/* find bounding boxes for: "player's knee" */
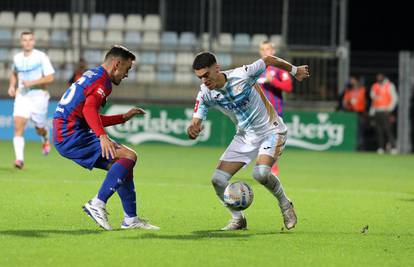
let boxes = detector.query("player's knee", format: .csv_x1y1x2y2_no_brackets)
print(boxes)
211,169,232,188
252,165,271,184
122,148,137,162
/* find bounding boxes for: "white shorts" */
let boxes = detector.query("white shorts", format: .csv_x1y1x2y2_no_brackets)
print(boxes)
13,89,50,128
220,130,287,165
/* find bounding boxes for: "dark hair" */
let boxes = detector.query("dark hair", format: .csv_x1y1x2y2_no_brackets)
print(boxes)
104,45,136,61
192,52,217,70
20,31,33,37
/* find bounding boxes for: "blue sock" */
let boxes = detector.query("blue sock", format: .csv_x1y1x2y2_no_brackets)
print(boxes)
117,172,137,217
97,158,136,203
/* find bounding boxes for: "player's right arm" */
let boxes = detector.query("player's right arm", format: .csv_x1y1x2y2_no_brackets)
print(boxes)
187,117,203,139
262,56,310,82
8,71,17,97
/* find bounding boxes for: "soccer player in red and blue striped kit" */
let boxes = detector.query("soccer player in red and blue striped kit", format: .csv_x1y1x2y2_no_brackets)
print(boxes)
257,40,293,175
53,46,159,230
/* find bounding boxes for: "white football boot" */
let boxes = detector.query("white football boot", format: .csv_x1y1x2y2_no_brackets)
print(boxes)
121,217,160,230
221,215,247,231
281,202,297,230
82,200,112,230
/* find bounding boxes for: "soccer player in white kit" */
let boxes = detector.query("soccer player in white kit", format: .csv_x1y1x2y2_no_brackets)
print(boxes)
7,31,55,169
187,52,310,230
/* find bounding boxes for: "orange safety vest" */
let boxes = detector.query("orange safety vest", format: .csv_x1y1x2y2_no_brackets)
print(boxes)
371,81,392,109
343,86,366,112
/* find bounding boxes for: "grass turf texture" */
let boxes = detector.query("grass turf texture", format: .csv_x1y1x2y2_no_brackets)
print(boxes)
0,141,413,266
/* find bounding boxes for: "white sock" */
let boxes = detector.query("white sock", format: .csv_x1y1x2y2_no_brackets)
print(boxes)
124,215,138,224
229,209,244,220
269,173,291,208
91,197,106,208
13,136,25,161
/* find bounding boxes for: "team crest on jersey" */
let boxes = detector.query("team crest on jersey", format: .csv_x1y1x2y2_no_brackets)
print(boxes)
232,85,243,95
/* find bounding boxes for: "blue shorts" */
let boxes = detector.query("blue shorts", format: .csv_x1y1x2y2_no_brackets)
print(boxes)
54,129,111,170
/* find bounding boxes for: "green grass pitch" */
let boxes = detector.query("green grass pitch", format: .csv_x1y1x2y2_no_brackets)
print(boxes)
0,141,413,266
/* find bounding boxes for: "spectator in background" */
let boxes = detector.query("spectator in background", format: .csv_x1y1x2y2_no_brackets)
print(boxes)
342,75,367,150
370,73,398,154
257,40,293,175
68,58,87,85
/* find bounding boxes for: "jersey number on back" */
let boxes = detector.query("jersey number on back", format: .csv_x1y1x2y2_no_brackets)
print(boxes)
59,77,86,105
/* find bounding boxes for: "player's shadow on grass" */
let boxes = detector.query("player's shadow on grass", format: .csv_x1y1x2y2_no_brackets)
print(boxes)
124,230,280,241
0,229,103,238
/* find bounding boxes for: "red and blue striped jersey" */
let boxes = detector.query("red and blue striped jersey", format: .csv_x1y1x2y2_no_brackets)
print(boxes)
53,66,123,143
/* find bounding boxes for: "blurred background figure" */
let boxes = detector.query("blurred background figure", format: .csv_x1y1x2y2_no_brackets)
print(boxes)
342,75,367,150
369,73,398,154
68,58,87,85
257,40,293,175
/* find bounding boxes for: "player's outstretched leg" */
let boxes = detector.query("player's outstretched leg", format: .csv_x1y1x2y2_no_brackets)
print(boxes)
252,165,297,229
211,169,246,231
118,173,159,230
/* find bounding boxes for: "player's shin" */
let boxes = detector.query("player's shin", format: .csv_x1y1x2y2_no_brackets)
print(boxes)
212,169,243,219
117,173,137,219
13,136,25,161
252,165,290,208
97,158,136,204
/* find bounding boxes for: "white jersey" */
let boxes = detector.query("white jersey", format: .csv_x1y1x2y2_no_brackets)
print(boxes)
12,49,55,94
193,59,287,143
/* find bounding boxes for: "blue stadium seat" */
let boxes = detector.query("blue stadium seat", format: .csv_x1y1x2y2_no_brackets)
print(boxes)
50,30,69,45
83,50,103,64
0,48,9,61
0,29,13,43
179,32,196,48
157,52,176,65
156,71,174,83
124,31,141,47
216,53,232,68
234,33,251,49
160,31,178,47
139,51,157,65
89,14,106,30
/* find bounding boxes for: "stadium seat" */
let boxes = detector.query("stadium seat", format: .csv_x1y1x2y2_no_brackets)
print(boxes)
71,30,88,46
176,52,194,66
105,31,123,45
65,49,80,64
52,13,70,29
179,32,196,48
0,29,13,44
0,48,9,62
160,31,178,47
214,33,233,51
89,14,107,30
124,31,141,47
156,71,174,83
47,49,65,64
50,30,69,46
106,14,125,31
83,49,103,63
143,14,161,31
139,64,155,72
270,34,283,48
34,12,52,29
201,33,210,49
216,53,232,68
89,30,105,45
139,51,157,65
174,72,193,84
142,31,160,46
62,64,74,81
158,64,174,72
0,11,15,28
33,29,50,44
251,34,269,48
125,14,143,31
15,12,34,29
233,33,251,49
72,14,89,30
137,70,155,84
157,52,176,65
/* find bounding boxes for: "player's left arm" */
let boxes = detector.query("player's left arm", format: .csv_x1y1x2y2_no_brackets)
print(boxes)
100,107,146,127
263,56,310,82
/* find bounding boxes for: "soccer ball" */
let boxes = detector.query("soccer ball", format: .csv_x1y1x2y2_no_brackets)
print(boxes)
223,181,254,211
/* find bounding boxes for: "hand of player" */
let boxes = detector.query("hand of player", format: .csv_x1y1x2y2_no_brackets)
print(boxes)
22,80,32,89
8,86,16,97
294,65,310,82
100,134,117,160
123,107,146,121
187,124,203,139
